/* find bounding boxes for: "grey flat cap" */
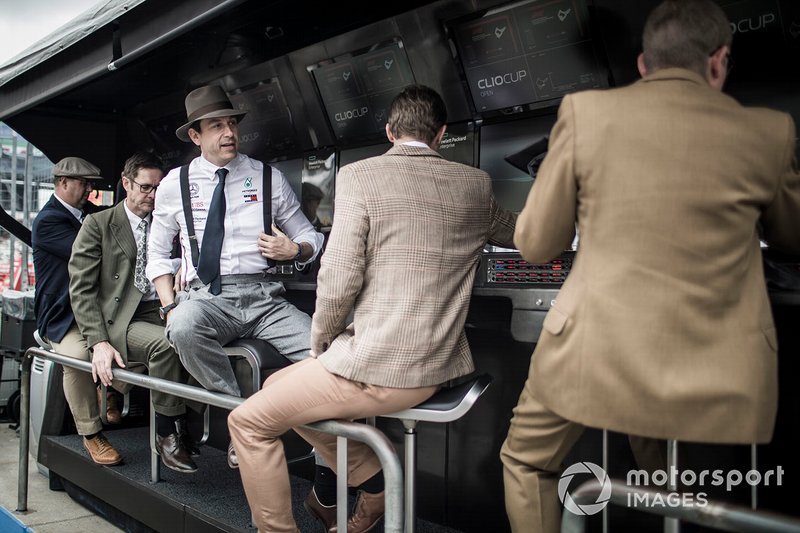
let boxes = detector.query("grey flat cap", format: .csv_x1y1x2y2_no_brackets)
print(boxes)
52,157,104,180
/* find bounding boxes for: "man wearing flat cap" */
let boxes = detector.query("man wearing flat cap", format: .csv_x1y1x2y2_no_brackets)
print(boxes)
146,85,324,465
32,157,123,465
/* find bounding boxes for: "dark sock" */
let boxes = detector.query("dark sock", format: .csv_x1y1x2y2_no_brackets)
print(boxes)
155,413,178,438
314,465,337,506
85,432,100,440
358,471,384,494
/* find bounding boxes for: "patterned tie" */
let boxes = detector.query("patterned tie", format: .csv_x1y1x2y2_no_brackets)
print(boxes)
196,168,228,295
134,219,149,294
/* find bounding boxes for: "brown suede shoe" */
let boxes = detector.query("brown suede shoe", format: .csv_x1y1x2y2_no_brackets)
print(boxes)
347,491,384,533
303,487,337,532
97,387,122,424
227,441,238,469
83,433,122,465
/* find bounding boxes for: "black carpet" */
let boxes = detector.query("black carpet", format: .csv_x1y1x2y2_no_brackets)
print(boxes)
45,427,462,533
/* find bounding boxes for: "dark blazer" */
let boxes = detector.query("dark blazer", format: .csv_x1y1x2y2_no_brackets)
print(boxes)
32,194,99,343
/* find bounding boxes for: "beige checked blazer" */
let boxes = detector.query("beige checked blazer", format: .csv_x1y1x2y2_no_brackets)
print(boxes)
515,68,800,444
313,144,516,388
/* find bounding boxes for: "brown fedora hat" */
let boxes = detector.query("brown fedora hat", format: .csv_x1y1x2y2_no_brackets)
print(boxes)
175,85,247,142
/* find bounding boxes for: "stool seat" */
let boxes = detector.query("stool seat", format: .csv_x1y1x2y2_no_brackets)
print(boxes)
379,373,492,533
224,338,291,397
383,374,492,422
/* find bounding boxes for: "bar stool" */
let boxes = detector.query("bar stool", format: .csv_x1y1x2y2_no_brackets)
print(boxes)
381,373,492,533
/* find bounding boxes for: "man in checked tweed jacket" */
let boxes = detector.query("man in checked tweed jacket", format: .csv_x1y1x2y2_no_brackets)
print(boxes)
228,85,517,533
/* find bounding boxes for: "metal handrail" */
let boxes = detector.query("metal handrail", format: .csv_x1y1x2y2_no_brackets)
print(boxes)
561,478,800,533
17,347,404,533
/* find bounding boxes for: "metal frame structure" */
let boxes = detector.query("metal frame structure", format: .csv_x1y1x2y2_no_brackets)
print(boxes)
16,347,405,533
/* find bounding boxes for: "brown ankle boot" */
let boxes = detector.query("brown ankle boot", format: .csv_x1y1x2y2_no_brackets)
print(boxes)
97,387,121,424
347,490,384,533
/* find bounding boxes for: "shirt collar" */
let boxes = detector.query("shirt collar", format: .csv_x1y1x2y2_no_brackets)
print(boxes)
123,201,151,226
53,193,83,221
198,152,245,177
401,140,430,149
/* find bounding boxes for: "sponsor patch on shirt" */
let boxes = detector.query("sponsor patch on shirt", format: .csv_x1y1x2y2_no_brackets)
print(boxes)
243,193,258,203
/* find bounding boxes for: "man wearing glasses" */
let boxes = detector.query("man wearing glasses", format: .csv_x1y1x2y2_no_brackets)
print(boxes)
64,152,198,472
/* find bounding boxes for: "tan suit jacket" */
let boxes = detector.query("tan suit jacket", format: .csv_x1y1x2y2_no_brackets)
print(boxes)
313,144,516,388
68,202,158,364
515,69,800,444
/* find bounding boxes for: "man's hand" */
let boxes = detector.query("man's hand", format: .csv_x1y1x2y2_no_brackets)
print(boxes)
258,224,301,261
173,268,186,293
91,341,126,387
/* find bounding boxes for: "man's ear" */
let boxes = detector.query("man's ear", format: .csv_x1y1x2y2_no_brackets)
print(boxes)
385,123,396,143
431,125,447,150
707,45,729,91
637,53,648,78
187,127,202,147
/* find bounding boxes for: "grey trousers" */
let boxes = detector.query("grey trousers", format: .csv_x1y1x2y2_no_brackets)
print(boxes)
166,278,311,397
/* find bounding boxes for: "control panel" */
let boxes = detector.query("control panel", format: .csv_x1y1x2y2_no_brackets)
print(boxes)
478,251,574,286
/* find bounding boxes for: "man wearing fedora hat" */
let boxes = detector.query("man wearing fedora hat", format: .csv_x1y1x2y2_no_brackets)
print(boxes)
146,85,324,461
32,157,125,465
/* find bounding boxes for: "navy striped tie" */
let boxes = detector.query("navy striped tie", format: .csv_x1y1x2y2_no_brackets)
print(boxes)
196,168,228,295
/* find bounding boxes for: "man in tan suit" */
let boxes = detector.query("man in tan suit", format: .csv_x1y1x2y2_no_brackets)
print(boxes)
501,1,800,531
68,152,197,472
228,85,516,533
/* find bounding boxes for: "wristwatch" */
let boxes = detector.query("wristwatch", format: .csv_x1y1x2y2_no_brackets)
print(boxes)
159,302,178,320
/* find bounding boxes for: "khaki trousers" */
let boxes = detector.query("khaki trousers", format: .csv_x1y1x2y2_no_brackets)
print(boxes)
51,307,187,436
500,376,669,533
228,358,437,533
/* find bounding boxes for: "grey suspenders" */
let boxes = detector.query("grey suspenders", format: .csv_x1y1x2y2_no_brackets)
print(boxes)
179,163,275,269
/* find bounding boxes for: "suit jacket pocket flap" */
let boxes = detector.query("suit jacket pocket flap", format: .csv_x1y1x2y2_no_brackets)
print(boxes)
543,306,569,336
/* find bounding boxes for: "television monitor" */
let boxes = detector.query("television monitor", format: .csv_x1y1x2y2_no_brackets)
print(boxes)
309,39,416,143
338,143,391,168
479,114,556,213
228,78,296,159
338,122,475,169
439,122,475,166
450,0,607,114
271,152,335,232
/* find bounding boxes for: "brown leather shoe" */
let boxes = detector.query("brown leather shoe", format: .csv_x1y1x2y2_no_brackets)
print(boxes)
83,433,122,465
347,490,384,533
97,387,122,424
227,441,238,469
304,487,337,532
156,433,198,473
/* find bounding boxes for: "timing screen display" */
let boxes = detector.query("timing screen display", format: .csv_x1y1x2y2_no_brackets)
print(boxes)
452,0,605,112
311,40,415,142
229,79,296,154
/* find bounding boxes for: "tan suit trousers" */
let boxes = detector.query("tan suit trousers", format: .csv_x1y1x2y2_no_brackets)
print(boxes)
500,377,669,533
51,307,186,436
228,357,437,533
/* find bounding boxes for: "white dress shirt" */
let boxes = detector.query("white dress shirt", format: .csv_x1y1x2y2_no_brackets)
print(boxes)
146,153,324,284
54,193,83,221
122,202,159,301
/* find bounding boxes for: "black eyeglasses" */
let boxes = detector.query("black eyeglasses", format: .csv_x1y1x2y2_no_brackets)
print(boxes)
129,178,158,193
